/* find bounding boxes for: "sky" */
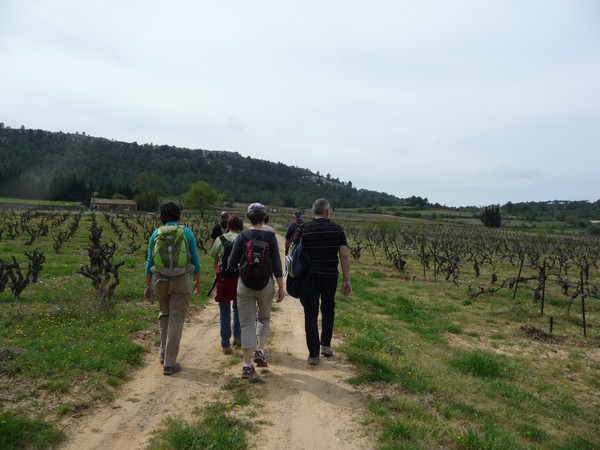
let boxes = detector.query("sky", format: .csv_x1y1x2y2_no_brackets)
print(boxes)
1,1,599,207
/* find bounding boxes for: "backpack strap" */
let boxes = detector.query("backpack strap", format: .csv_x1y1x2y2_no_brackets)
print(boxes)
238,230,251,257
292,222,304,245
206,277,218,297
217,234,232,269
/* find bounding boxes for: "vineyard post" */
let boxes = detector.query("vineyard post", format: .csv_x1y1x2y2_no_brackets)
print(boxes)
540,258,546,316
432,241,438,282
420,241,427,280
550,316,553,333
513,254,525,299
580,269,587,337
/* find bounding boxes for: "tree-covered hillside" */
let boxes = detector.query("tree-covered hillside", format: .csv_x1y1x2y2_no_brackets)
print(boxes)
0,125,402,208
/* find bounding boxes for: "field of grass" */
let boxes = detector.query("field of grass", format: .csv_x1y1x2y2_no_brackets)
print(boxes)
0,198,80,207
337,270,598,448
0,206,598,449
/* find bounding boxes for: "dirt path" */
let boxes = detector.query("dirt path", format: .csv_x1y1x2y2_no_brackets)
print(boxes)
62,236,374,450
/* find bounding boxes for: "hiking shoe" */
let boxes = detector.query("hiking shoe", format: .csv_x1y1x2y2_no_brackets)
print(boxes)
241,365,256,379
308,356,320,366
163,363,181,376
222,347,232,355
321,346,333,357
254,349,268,367
159,353,165,365
232,338,241,349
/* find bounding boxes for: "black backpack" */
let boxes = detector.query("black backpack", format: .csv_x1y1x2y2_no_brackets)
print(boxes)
239,230,273,290
285,226,314,298
217,235,238,278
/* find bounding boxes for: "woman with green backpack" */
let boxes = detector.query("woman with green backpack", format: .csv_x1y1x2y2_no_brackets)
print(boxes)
144,201,201,376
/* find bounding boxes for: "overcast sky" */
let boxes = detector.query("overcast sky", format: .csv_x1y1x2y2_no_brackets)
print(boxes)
1,1,599,207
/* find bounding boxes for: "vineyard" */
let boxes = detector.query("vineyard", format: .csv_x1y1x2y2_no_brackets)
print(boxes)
341,219,600,337
0,207,216,310
0,205,599,449
0,206,598,336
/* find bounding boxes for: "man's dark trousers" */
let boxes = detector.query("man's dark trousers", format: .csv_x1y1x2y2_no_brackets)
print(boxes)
300,274,338,358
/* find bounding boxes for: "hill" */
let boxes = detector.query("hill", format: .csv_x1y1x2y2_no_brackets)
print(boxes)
2,124,600,226
0,125,402,209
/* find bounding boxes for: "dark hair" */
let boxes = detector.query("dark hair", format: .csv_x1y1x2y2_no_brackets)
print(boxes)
247,210,266,225
227,214,243,232
159,201,182,224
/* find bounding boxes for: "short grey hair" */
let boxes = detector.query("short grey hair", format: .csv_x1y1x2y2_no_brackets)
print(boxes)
312,198,331,215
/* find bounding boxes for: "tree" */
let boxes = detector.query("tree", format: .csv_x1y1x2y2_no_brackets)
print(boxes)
406,195,429,208
183,181,222,218
134,172,168,211
480,205,501,228
136,192,160,212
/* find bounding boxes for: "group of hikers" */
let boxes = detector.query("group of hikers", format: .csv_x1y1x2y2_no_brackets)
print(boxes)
144,198,352,379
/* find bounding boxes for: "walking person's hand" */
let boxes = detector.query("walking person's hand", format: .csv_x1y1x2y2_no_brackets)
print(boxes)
193,279,200,294
144,286,153,304
276,278,285,302
342,281,352,297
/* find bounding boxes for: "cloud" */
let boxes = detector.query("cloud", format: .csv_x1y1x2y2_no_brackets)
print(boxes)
228,117,245,133
1,1,599,206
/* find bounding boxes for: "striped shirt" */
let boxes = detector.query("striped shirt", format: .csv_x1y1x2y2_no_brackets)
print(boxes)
296,218,348,276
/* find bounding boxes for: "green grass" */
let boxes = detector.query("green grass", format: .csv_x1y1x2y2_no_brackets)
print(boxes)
450,350,514,378
146,375,258,449
0,410,66,449
0,307,149,378
146,403,252,450
335,251,600,449
456,423,522,450
0,197,79,206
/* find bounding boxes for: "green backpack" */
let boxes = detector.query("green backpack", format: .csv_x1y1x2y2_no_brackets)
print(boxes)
151,225,192,277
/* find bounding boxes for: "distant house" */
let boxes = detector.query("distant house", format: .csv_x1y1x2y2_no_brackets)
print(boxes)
90,197,137,212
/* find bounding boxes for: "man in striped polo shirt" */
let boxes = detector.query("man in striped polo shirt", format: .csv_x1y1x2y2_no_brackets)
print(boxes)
293,198,352,365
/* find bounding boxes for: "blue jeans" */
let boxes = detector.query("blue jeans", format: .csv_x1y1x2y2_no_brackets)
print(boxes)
219,300,241,348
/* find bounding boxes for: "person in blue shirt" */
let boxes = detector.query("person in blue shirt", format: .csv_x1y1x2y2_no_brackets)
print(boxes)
144,201,201,376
